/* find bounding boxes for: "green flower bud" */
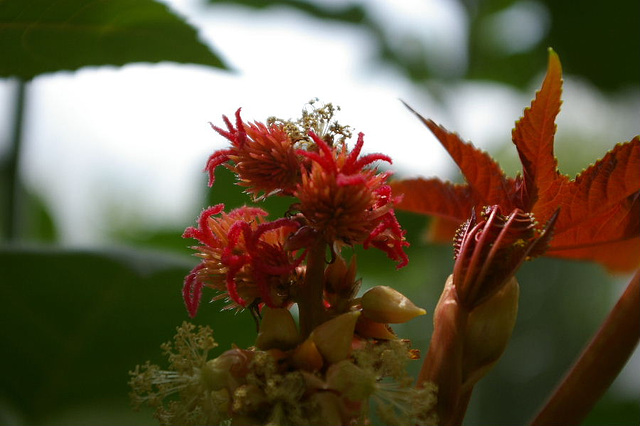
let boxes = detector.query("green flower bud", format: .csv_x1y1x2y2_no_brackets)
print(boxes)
291,337,324,371
361,286,426,323
255,306,299,351
311,311,360,363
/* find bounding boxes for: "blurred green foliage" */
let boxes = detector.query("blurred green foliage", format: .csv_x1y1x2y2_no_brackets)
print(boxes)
1,0,638,425
0,0,228,80
0,246,254,425
208,0,639,90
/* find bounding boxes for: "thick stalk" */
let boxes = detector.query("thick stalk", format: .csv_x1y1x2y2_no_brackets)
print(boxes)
298,239,327,338
448,389,473,426
417,276,469,426
530,270,640,426
4,79,27,241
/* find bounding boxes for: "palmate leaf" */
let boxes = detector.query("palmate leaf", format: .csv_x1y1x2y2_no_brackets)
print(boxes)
512,49,570,222
391,49,640,272
547,138,640,270
401,102,518,213
392,104,519,243
0,0,228,80
391,177,473,225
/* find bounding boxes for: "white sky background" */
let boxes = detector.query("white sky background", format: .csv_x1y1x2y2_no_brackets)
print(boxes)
1,0,638,246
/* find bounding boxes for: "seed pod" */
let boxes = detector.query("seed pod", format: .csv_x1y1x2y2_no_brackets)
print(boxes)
255,306,299,351
462,276,519,391
311,311,360,363
361,285,426,323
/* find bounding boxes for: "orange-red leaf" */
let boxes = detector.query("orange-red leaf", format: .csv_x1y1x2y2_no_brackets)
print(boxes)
401,103,517,212
512,49,569,223
391,178,473,222
393,50,640,272
390,178,473,243
548,237,640,272
547,137,640,270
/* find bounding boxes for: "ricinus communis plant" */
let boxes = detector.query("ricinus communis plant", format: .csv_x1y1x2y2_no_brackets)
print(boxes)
130,100,435,425
130,50,639,426
392,48,639,426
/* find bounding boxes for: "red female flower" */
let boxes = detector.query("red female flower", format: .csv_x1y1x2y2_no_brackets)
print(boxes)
296,132,409,267
182,204,302,317
453,205,557,309
207,109,302,198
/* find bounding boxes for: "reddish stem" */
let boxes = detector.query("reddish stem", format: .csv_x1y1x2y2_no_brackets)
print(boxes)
298,239,327,338
417,276,469,426
530,270,640,426
448,388,473,426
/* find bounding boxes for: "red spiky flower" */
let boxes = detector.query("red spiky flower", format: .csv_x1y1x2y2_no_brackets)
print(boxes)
207,109,302,198
296,132,409,268
182,204,302,317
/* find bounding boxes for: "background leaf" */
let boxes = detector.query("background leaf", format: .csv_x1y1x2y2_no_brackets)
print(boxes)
206,0,639,91
0,0,228,80
208,0,366,24
0,246,255,424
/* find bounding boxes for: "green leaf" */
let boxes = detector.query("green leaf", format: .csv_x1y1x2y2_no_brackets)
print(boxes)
207,0,366,24
0,0,229,80
0,246,254,423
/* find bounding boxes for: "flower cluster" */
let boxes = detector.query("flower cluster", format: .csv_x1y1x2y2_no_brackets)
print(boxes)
131,102,432,425
296,132,408,265
183,102,408,318
130,321,437,426
182,204,302,314
131,50,638,426
207,110,302,198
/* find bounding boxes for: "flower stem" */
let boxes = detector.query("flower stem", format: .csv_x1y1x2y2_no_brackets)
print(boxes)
417,276,469,426
298,239,327,338
530,270,640,426
448,389,473,426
